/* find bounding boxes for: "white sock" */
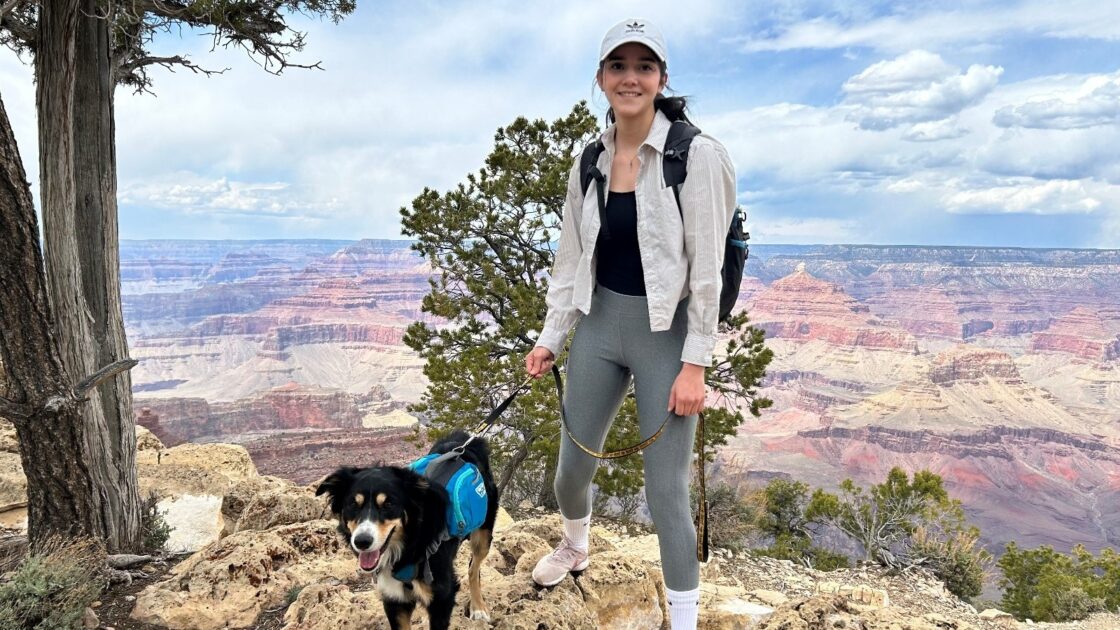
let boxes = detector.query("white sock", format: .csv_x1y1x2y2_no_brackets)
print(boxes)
666,586,699,630
561,514,591,551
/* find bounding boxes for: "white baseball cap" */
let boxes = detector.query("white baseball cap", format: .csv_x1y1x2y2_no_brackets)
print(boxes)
599,19,668,65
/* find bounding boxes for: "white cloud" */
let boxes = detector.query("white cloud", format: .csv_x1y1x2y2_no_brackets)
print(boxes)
736,0,1120,53
902,117,968,142
120,174,337,218
751,217,860,243
942,178,1105,214
840,50,1002,130
993,71,1120,129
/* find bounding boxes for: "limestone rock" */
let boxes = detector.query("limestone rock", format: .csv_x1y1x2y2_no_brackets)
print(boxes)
136,424,165,451
577,551,662,629
501,513,614,554
0,419,18,453
157,494,224,553
0,450,25,510
282,583,385,630
978,608,1016,626
131,520,352,630
222,475,329,536
138,442,257,499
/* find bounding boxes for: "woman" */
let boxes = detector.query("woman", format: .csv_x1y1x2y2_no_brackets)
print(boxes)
523,18,737,630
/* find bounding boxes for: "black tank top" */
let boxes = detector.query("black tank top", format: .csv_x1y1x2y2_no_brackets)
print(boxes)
595,191,646,296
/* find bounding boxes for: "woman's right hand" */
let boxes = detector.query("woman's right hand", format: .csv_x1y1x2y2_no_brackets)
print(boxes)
525,346,555,379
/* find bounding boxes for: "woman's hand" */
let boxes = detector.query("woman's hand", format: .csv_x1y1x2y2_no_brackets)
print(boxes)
525,346,556,379
668,363,706,416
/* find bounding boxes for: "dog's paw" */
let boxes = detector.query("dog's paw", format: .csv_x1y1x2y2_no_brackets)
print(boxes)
469,608,491,623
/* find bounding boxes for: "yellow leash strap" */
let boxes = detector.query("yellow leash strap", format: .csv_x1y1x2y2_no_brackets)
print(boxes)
550,365,710,562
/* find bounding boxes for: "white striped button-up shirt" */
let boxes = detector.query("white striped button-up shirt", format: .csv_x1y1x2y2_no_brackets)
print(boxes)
536,109,738,366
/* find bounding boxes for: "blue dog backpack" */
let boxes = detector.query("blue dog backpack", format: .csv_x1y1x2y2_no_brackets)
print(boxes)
407,452,488,539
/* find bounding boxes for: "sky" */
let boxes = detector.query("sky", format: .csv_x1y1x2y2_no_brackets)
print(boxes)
1,0,1118,248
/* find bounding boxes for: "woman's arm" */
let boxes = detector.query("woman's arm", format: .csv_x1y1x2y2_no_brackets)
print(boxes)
678,138,738,368
534,159,586,357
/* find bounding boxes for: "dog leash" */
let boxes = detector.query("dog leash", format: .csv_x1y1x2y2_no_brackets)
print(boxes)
549,365,709,563
451,366,710,562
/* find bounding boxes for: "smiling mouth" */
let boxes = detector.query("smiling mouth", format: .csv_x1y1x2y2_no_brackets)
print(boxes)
357,529,394,572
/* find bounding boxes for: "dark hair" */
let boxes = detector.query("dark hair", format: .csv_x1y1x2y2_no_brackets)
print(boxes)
599,59,692,125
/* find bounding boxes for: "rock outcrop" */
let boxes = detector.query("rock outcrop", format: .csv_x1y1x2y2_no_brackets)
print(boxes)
1031,307,1120,362
748,265,919,353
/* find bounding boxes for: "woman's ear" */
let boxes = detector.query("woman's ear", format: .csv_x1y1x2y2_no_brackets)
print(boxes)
596,69,603,91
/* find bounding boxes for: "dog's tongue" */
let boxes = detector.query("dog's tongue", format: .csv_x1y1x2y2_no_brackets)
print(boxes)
359,549,380,571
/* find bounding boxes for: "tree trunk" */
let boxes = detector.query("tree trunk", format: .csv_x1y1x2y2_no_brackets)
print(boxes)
33,0,140,552
0,90,103,554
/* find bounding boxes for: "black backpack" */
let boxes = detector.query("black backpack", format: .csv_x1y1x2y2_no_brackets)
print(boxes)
579,120,749,322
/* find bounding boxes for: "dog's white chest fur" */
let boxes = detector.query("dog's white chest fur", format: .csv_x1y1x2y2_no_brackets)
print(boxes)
377,572,432,606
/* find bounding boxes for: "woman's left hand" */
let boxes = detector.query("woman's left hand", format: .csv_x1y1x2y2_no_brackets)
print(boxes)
668,363,707,417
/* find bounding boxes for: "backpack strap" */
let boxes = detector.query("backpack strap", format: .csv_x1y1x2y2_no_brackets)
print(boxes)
579,140,610,240
662,120,701,216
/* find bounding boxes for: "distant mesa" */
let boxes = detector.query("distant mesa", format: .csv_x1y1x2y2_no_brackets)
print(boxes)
1031,306,1120,362
929,345,1022,385
747,265,919,353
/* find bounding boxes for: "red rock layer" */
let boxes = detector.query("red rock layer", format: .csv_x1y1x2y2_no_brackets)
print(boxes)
1031,307,1120,362
135,383,392,445
747,266,918,352
929,346,1023,384
239,426,426,485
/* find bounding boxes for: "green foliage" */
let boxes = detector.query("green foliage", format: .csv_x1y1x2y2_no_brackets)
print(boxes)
689,481,762,552
806,467,955,565
751,478,848,570
760,478,813,538
0,538,104,630
911,525,989,601
998,543,1120,622
755,533,851,571
400,102,773,509
140,492,172,553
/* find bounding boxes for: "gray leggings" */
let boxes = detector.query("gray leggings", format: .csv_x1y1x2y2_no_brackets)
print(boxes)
554,286,699,591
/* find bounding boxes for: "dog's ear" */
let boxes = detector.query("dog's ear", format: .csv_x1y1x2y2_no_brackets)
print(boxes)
316,467,360,515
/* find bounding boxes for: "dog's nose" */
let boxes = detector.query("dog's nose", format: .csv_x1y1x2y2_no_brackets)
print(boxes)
353,533,374,551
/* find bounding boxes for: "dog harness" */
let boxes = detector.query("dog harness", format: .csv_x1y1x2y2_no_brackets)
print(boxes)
386,449,489,584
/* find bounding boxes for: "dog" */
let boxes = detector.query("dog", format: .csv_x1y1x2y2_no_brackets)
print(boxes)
316,430,500,630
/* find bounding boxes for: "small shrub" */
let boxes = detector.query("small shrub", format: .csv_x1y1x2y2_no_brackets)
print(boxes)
0,537,104,630
911,525,990,601
754,533,851,571
691,481,761,552
1042,585,1106,622
141,492,172,552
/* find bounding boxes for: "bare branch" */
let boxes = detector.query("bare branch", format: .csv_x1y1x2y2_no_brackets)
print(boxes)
0,395,32,421
0,0,36,50
0,0,25,20
117,53,228,92
73,358,138,398
131,0,336,75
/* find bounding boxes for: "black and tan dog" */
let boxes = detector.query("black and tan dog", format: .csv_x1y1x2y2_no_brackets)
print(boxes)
316,430,499,630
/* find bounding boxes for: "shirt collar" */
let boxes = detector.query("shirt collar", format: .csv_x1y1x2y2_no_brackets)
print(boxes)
600,108,673,155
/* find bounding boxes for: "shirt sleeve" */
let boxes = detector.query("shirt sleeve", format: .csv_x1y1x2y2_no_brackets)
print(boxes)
535,159,585,356
679,138,737,366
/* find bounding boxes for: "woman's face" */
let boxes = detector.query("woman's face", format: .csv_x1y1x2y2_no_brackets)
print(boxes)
597,42,667,121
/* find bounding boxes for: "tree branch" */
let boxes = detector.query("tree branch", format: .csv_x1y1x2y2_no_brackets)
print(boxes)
0,0,25,19
73,358,138,398
119,54,226,81
0,0,36,50
0,396,32,421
